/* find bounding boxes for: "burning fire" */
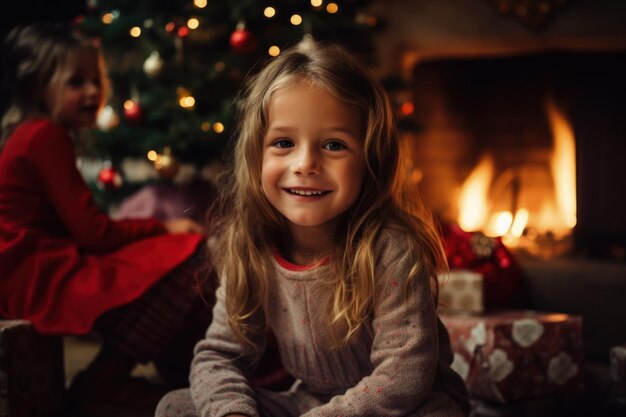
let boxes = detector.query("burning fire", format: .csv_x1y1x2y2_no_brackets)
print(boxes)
457,154,494,232
546,99,577,230
456,97,577,246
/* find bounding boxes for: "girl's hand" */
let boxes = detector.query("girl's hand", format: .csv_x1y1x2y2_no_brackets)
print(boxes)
163,218,204,234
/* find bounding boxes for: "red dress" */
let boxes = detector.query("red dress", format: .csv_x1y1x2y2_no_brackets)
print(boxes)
0,119,203,335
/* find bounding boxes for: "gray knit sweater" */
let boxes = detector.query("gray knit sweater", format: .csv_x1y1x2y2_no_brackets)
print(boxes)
190,227,469,417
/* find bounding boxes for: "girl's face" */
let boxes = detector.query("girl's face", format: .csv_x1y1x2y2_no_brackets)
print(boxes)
261,81,365,234
44,50,103,130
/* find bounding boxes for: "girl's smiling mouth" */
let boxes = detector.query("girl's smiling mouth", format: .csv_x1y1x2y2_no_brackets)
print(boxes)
285,188,330,196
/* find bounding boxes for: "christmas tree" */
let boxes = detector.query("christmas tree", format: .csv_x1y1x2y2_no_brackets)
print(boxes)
77,0,383,209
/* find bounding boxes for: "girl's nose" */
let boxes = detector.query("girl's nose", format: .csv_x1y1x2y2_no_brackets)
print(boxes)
86,80,101,96
292,146,321,176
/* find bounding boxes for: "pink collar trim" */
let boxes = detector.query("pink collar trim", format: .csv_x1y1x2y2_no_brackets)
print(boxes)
271,248,330,271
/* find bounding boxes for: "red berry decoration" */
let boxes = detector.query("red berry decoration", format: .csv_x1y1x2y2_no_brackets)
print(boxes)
124,100,143,124
97,167,123,190
230,26,257,54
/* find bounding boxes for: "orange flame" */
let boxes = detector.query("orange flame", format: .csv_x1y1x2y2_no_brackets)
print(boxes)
546,98,577,230
457,155,494,232
455,98,576,246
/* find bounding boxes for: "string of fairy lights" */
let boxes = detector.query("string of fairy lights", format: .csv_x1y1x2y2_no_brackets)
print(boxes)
81,0,380,190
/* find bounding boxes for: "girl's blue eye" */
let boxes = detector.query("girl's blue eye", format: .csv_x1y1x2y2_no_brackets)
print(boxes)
323,141,346,151
273,139,294,149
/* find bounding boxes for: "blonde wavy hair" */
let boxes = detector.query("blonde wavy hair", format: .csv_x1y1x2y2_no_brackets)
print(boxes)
1,22,108,146
208,37,447,351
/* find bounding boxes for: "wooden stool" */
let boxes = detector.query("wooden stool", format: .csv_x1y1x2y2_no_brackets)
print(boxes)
0,320,65,417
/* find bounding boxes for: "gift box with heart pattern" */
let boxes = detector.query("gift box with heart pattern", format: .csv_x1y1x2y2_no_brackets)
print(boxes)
441,310,584,403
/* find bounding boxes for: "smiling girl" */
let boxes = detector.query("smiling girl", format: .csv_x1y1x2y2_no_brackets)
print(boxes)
156,37,470,417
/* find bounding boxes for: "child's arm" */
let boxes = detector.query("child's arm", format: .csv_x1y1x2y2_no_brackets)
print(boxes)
302,232,441,417
163,218,203,234
27,122,183,252
190,283,264,417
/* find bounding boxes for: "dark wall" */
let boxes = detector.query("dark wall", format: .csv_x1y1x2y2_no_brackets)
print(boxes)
572,53,626,258
0,0,85,40
0,0,85,117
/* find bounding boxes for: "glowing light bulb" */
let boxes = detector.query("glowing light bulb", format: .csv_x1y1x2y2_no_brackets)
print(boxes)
179,96,195,109
130,26,141,37
264,7,276,18
311,0,323,7
194,0,207,8
290,14,302,25
268,46,280,56
326,3,339,13
147,150,158,161
213,122,225,133
102,13,114,24
400,101,414,116
187,18,199,29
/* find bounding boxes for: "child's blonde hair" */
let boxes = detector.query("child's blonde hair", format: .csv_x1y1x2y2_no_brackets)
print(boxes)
1,22,108,145
208,37,447,350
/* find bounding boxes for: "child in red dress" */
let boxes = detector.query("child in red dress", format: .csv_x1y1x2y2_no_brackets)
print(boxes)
0,22,212,415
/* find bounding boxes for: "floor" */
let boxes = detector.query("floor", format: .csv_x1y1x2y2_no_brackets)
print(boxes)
63,335,159,387
62,336,163,417
61,335,626,417
64,336,98,386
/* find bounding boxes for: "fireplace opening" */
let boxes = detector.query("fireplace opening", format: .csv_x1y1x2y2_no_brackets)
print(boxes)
404,51,626,260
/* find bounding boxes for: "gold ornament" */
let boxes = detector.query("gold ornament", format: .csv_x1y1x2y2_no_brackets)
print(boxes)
153,147,180,179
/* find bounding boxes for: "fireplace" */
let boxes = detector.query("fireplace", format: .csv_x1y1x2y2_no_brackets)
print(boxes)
366,0,626,260
403,51,626,260
366,0,626,361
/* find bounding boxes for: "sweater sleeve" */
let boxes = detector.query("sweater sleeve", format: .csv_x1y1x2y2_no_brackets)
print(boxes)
27,122,166,253
190,283,265,417
302,231,440,417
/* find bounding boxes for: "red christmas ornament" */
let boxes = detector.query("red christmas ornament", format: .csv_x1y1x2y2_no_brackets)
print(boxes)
230,27,257,54
97,167,123,191
124,100,143,124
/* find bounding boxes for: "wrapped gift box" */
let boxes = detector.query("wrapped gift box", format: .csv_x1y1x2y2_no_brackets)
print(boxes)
607,344,626,410
438,269,484,313
0,320,65,417
441,310,583,403
440,223,525,309
610,344,626,384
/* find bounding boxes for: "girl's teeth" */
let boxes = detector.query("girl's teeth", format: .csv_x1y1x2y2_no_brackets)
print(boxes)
290,189,323,196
